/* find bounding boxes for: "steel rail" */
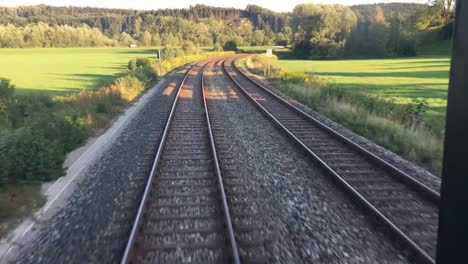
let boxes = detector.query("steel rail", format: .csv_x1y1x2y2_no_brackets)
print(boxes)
222,56,437,264
201,60,241,264
120,62,196,264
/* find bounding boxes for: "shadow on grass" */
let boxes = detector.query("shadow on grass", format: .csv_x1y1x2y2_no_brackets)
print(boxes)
50,73,121,90
381,64,450,70
91,66,126,70
114,48,158,55
15,87,84,96
333,82,448,100
310,70,449,79
389,59,451,64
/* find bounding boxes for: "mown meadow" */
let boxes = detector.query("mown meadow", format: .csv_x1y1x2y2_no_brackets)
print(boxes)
0,48,159,95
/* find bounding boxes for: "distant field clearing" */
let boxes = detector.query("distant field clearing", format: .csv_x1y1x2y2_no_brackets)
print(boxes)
0,48,157,95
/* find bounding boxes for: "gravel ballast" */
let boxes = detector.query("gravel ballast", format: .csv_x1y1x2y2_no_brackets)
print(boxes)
10,66,191,264
205,60,409,263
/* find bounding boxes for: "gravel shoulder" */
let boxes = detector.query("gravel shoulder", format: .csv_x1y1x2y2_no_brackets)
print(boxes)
206,60,410,263
0,65,191,264
237,61,441,194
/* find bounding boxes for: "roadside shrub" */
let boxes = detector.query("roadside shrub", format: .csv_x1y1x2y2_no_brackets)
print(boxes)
7,94,55,129
162,45,185,60
128,59,137,71
2,127,65,183
128,66,155,87
96,100,111,114
135,58,151,68
129,57,152,71
111,75,145,101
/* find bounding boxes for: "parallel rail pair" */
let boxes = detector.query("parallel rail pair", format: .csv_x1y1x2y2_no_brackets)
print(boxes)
121,58,240,263
222,55,439,264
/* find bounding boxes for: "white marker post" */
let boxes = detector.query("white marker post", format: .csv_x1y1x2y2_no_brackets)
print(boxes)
266,48,272,77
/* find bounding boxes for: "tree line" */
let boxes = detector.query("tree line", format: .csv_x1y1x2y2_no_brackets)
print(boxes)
0,4,292,48
0,2,454,58
0,4,287,36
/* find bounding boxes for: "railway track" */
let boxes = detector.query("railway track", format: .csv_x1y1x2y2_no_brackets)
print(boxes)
121,58,240,263
222,55,440,264
203,59,277,263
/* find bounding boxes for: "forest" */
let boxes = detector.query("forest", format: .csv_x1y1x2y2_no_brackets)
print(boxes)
0,1,454,59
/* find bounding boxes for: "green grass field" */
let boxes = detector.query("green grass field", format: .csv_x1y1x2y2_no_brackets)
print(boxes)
0,48,158,95
274,56,450,134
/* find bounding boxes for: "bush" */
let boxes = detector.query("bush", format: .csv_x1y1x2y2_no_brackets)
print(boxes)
128,59,137,71
223,40,237,51
2,127,65,183
128,67,154,87
161,45,184,60
112,76,146,101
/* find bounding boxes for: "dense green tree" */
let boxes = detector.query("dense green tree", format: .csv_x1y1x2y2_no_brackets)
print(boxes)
345,5,416,58
345,6,388,58
151,34,161,46
291,3,357,58
133,16,142,37
139,31,151,46
251,30,265,46
119,32,134,46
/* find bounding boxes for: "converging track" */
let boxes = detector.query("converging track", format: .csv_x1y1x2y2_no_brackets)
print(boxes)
121,58,240,263
222,55,440,264
121,55,440,264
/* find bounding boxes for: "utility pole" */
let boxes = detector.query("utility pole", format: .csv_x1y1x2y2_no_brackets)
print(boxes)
436,1,468,263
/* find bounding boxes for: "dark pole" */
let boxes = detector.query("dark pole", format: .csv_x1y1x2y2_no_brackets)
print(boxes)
436,1,468,263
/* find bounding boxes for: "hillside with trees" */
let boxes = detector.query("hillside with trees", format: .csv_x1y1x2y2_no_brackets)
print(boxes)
0,4,289,48
0,2,454,57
